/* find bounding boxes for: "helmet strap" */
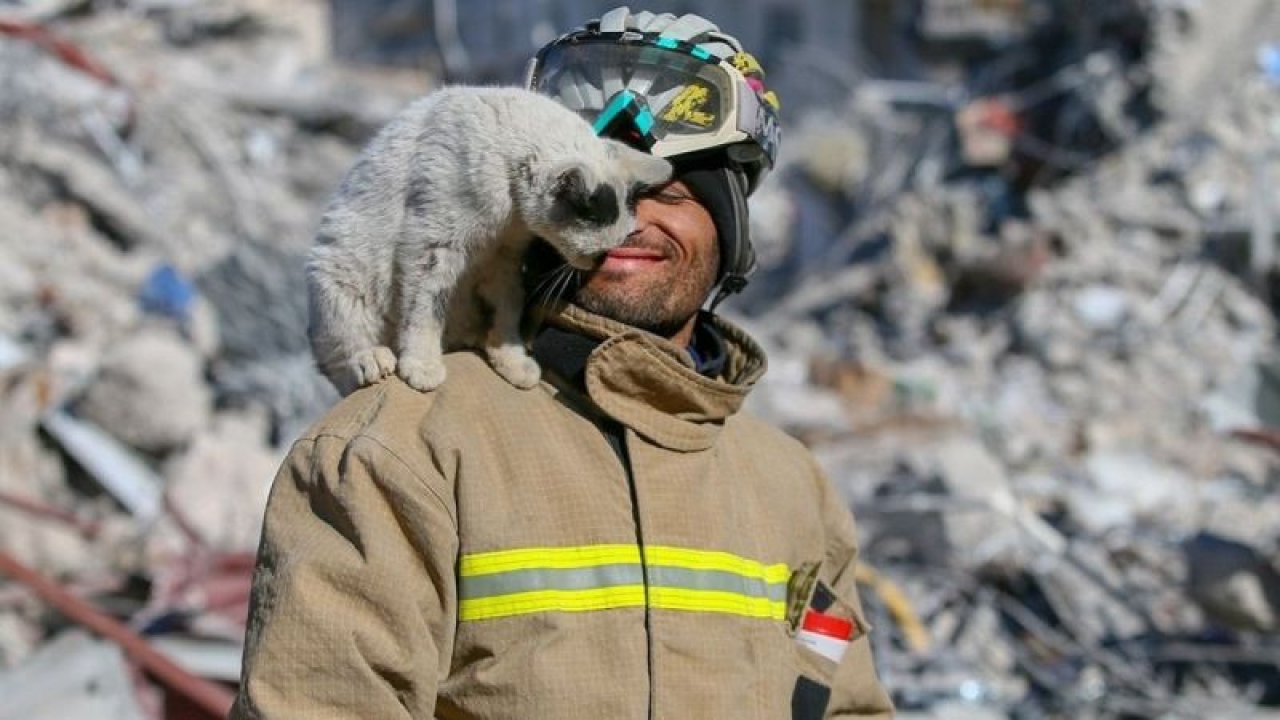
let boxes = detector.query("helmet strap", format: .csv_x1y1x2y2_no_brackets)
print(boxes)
706,167,754,313
708,273,747,312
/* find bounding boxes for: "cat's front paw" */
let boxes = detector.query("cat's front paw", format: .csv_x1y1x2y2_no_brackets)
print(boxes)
350,346,397,387
398,356,447,392
489,349,542,389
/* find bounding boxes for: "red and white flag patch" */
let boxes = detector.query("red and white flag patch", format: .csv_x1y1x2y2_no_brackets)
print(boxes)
795,608,855,663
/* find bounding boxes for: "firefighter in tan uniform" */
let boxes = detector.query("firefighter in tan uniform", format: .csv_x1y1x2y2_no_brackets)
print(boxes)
232,7,895,719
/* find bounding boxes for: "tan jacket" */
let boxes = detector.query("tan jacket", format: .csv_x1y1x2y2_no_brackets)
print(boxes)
232,305,894,719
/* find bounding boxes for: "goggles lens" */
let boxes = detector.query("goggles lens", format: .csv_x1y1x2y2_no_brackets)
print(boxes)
530,38,737,145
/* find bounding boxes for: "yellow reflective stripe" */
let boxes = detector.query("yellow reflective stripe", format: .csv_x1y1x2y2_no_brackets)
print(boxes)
645,546,790,585
460,545,787,583
459,587,785,622
458,585,646,621
460,544,642,576
649,587,787,620
457,544,791,622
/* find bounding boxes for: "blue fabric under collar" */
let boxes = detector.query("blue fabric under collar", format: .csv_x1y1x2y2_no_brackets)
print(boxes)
686,313,728,378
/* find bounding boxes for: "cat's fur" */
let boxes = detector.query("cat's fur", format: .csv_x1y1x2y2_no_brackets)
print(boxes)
307,86,672,394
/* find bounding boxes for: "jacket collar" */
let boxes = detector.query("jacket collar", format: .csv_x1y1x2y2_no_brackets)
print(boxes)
531,303,767,452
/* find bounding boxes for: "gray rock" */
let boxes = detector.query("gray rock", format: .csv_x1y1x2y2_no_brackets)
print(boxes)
75,327,211,455
0,631,146,720
1183,532,1280,632
1073,285,1132,332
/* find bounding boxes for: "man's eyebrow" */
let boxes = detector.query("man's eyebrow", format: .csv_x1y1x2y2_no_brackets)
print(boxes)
639,184,695,202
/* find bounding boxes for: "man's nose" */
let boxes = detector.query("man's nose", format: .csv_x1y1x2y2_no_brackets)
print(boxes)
629,203,658,235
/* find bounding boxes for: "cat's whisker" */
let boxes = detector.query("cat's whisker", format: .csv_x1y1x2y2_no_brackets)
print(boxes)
529,263,566,305
536,263,573,309
530,270,556,306
527,271,552,299
560,268,582,305
530,269,559,303
548,265,577,308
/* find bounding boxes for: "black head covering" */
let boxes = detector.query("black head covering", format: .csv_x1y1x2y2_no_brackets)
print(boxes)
673,154,756,308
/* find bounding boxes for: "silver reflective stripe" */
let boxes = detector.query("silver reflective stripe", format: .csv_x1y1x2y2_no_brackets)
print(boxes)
647,566,787,603
459,564,786,602
459,563,644,600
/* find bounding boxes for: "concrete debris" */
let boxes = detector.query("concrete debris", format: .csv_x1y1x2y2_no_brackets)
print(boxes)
0,550,236,718
163,410,280,553
149,634,243,683
75,327,212,455
41,410,165,522
0,443,94,577
735,0,1280,714
0,1,424,715
1,0,1279,717
0,630,147,720
1184,533,1280,634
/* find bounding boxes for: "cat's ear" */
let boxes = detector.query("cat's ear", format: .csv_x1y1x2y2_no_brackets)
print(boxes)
602,140,673,188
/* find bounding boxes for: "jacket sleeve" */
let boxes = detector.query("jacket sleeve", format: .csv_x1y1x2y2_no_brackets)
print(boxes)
231,433,459,719
814,460,897,719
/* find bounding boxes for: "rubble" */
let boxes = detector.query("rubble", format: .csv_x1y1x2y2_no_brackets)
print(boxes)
0,0,1278,717
0,630,147,720
75,327,212,455
0,550,235,718
737,0,1280,714
0,1,425,716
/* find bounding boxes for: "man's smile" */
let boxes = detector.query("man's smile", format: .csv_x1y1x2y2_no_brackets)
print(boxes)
599,242,672,272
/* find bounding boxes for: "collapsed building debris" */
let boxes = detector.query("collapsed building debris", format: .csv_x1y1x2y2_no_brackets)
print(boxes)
0,0,1277,718
0,1,425,715
736,0,1280,715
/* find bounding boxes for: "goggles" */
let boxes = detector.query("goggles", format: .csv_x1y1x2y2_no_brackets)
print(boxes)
525,33,779,190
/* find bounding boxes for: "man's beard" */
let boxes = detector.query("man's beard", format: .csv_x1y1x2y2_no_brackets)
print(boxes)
574,281,693,338
573,252,719,339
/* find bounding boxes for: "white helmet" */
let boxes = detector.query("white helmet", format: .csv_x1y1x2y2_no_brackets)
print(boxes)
526,6,782,299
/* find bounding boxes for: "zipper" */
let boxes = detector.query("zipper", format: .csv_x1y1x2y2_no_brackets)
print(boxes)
601,419,655,720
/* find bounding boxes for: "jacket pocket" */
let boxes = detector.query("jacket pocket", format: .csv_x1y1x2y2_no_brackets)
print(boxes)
785,563,869,720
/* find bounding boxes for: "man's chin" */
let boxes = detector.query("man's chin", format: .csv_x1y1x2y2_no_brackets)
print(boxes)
573,285,687,339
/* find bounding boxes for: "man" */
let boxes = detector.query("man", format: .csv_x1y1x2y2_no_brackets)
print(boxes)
232,8,894,719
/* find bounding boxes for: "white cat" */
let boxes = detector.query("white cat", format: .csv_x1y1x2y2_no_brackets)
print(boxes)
306,86,672,395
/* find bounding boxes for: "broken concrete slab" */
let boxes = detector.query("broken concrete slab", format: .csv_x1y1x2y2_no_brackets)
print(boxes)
0,630,147,720
40,410,163,523
74,326,211,455
162,409,280,553
1184,532,1280,633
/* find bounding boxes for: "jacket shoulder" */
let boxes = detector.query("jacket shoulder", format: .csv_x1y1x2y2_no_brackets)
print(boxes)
725,411,814,460
724,411,835,506
297,351,526,446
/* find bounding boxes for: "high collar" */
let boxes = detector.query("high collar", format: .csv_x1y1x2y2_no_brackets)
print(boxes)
531,303,768,452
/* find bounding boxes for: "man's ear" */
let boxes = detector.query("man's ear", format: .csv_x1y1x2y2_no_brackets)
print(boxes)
602,139,673,188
